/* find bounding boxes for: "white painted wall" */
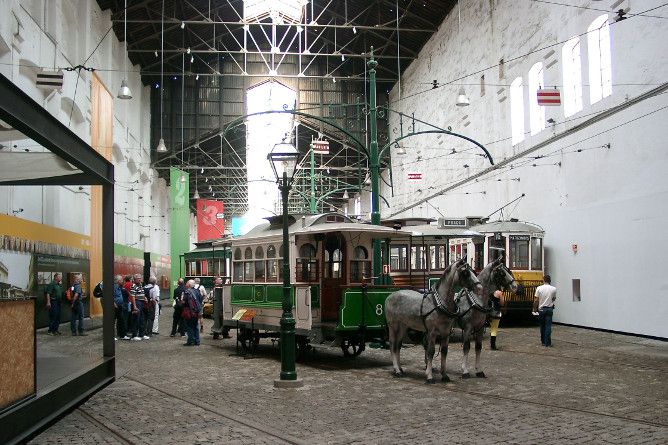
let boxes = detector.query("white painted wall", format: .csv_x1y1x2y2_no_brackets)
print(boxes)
383,0,668,338
0,0,170,255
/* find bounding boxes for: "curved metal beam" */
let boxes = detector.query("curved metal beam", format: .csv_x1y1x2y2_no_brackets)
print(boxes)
379,130,494,165
223,110,369,159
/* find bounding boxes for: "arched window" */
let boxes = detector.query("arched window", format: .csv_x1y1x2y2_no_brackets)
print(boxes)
244,247,254,282
297,243,318,282
588,15,612,105
266,245,279,282
233,248,243,281
510,77,525,145
528,62,545,135
350,246,370,283
255,246,265,281
562,36,583,117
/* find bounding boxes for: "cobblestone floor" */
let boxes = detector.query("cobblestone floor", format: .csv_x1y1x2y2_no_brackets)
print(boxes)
30,307,668,444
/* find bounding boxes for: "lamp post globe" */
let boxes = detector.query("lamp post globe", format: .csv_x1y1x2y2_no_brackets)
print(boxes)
268,141,304,388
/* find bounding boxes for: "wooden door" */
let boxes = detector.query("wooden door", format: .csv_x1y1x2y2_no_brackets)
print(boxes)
320,233,346,321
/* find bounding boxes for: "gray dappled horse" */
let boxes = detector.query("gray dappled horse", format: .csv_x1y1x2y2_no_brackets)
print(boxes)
385,257,482,384
455,258,517,378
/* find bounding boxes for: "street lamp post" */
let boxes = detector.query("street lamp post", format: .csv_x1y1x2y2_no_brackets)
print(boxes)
268,142,304,388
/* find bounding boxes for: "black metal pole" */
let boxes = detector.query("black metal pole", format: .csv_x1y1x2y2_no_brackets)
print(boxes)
278,171,297,381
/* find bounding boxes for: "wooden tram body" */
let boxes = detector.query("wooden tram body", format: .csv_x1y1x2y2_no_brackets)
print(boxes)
385,217,545,315
216,213,406,356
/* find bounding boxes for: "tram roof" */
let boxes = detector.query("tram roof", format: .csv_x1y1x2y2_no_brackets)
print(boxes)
400,224,484,238
469,220,545,234
232,213,409,243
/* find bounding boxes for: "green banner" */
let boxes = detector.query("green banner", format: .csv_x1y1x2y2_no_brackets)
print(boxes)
170,167,190,295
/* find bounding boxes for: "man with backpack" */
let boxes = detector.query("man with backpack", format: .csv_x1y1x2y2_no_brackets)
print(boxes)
182,279,202,346
193,278,206,333
170,278,186,337
69,274,86,336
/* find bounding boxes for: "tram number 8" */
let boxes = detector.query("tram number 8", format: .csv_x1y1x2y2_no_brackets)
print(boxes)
375,304,383,316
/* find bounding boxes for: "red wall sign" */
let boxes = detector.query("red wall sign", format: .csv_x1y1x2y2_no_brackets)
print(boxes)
196,199,225,241
537,88,561,106
407,172,423,181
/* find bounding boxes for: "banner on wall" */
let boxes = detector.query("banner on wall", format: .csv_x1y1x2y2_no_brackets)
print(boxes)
170,168,190,294
196,199,225,241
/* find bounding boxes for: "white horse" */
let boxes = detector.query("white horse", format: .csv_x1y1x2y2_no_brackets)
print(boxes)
455,258,517,378
385,258,482,384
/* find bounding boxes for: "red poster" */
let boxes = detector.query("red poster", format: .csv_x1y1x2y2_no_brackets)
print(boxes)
196,199,225,241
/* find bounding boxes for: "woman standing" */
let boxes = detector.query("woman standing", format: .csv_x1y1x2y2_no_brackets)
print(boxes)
489,290,504,350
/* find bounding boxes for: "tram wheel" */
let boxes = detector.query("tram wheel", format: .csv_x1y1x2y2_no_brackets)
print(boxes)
296,337,313,361
341,338,365,357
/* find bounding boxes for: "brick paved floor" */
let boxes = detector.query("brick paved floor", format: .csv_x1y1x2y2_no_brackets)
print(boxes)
30,307,668,444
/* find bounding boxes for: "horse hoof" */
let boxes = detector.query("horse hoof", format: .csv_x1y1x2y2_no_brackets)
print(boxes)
441,374,451,383
462,373,471,379
476,371,487,378
399,368,406,375
425,378,436,385
392,370,405,378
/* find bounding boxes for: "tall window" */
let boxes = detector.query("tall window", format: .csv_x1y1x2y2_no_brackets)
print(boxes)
562,36,583,117
510,77,525,145
266,245,279,282
528,62,545,135
233,248,243,282
390,245,408,271
588,15,612,105
255,246,265,281
297,243,318,282
350,246,371,283
244,247,254,282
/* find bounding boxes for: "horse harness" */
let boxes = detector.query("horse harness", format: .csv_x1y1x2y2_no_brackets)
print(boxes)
419,285,493,333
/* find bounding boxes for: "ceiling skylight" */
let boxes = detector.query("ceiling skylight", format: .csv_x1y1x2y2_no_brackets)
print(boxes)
243,0,307,25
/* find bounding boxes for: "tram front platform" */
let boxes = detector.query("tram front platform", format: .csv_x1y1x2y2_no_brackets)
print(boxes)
29,305,667,444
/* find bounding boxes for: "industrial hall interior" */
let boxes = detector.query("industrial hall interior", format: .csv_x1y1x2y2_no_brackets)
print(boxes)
0,0,666,443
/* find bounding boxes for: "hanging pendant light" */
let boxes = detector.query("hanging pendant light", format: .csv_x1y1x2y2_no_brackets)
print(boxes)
454,1,469,107
342,190,349,200
456,87,470,107
193,189,200,199
396,143,407,155
117,0,132,99
156,0,167,153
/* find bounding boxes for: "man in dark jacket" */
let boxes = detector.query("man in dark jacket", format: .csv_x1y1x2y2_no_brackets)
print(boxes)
113,275,128,340
170,278,186,337
70,274,86,336
45,273,63,335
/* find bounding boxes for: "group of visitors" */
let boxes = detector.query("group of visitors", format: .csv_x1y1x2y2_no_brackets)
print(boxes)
45,272,86,336
113,274,161,341
170,277,207,346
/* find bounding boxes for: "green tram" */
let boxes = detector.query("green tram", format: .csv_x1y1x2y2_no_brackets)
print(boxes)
182,239,232,289
217,213,406,357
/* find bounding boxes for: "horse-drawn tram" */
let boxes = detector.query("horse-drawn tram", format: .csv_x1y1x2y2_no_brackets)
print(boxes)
219,213,406,356
384,216,545,316
182,239,232,289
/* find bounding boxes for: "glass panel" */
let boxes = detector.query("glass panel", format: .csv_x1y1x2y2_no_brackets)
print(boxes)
350,261,371,282
255,260,265,281
267,245,277,258
531,238,543,270
510,238,530,270
488,236,506,263
255,246,264,259
234,248,242,260
390,245,407,271
354,246,368,260
299,243,316,259
438,246,446,269
296,259,318,282
244,247,253,259
233,262,243,281
244,261,254,282
266,259,279,282
410,246,426,270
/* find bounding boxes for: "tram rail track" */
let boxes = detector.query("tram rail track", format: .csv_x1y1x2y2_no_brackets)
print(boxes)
76,407,137,445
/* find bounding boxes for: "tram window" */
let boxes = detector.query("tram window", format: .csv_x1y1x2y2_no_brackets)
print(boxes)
244,247,254,282
411,246,427,270
233,262,243,282
510,237,530,270
488,235,506,263
531,238,543,270
474,243,484,271
390,245,407,271
325,248,343,279
255,246,265,281
234,248,242,260
429,246,446,270
297,243,318,282
213,260,223,277
201,260,208,276
351,246,371,282
266,245,278,282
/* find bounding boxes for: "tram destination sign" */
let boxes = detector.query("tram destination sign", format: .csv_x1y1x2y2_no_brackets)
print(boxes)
407,172,423,181
509,235,531,241
439,218,467,228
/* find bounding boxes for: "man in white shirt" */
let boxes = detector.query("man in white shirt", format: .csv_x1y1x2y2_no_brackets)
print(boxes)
534,275,557,347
